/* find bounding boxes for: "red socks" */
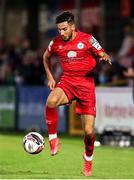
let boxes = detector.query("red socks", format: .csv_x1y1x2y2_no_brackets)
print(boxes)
84,133,95,157
46,105,95,158
45,106,58,134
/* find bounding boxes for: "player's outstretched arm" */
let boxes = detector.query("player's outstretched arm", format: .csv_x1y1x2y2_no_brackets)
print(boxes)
43,50,56,90
98,52,112,65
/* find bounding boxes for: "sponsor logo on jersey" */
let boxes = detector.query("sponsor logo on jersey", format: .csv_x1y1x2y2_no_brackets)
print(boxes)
67,51,77,58
89,36,102,50
77,42,84,49
58,45,63,49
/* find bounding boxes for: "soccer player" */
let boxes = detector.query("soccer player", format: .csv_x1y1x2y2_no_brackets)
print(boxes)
43,11,111,176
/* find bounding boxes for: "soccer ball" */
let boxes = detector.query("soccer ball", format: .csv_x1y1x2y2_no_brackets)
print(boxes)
23,132,44,154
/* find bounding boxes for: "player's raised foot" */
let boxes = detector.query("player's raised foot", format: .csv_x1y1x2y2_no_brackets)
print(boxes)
49,138,60,156
83,153,92,176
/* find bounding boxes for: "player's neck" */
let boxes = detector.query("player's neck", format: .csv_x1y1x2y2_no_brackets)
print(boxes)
70,31,77,41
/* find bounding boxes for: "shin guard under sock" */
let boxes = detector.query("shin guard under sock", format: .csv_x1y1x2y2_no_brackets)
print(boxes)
45,106,58,134
84,133,95,157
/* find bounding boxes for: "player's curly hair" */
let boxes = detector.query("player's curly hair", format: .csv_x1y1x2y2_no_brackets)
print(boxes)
56,11,75,24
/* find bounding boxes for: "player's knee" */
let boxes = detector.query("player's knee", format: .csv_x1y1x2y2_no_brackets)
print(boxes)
84,127,94,137
46,97,58,108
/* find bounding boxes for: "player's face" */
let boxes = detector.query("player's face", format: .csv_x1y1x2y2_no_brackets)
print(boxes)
57,21,75,41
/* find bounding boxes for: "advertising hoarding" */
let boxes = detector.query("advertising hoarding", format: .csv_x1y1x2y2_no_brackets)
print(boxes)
0,86,16,129
69,87,134,135
18,86,67,133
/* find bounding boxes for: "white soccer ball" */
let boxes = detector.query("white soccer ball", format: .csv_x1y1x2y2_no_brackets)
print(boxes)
23,132,44,154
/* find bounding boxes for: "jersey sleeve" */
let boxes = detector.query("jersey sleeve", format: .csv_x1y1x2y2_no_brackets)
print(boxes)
88,35,104,56
46,40,54,55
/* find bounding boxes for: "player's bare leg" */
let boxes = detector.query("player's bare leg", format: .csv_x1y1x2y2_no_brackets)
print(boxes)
46,87,69,107
46,87,69,155
81,115,95,176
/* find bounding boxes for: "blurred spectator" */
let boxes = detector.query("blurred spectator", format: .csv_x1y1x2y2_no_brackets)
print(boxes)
15,50,34,85
0,57,9,84
14,49,46,85
119,25,134,86
128,34,134,57
32,49,46,85
124,65,134,78
0,37,47,86
21,38,32,54
124,58,134,86
0,38,11,84
118,23,133,58
110,52,127,86
95,52,127,86
1,34,134,87
117,23,134,69
95,63,111,85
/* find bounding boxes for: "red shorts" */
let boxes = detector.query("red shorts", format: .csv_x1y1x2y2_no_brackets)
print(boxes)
56,75,96,116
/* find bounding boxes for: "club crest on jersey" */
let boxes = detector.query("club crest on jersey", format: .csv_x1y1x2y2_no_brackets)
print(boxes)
67,51,77,58
77,42,84,49
89,37,102,50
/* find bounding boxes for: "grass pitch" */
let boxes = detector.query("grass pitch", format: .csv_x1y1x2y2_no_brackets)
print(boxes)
0,133,134,179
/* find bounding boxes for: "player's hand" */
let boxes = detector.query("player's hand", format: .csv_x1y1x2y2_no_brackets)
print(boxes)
48,79,56,90
99,53,112,65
